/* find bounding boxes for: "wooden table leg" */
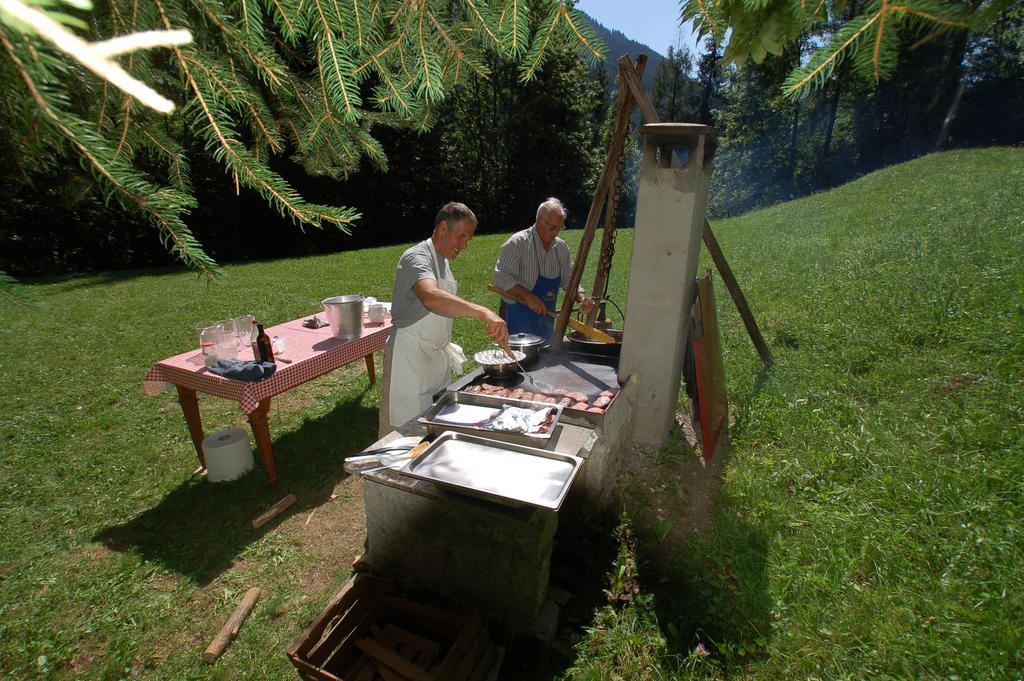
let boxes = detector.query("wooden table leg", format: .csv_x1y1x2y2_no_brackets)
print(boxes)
247,398,279,489
176,385,207,469
364,354,376,384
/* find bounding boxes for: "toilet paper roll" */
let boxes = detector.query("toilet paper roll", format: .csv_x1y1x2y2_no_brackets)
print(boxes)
203,428,254,482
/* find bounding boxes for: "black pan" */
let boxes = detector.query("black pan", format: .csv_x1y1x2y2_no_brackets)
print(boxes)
566,329,623,358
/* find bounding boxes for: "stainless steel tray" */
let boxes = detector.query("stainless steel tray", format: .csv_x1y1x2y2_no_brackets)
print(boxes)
418,391,563,446
399,431,583,510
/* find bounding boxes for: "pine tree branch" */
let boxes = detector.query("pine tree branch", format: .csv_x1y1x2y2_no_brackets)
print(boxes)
461,0,503,51
497,0,528,55
783,11,883,94
308,0,361,119
263,0,301,43
137,124,191,191
0,25,218,279
520,4,559,81
874,0,893,81
426,8,488,79
0,0,190,112
559,6,604,63
414,2,439,99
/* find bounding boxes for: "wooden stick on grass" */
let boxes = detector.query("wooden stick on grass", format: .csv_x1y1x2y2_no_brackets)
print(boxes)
203,587,262,664
252,493,296,529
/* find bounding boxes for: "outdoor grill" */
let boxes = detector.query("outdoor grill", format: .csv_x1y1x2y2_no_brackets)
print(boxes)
354,120,716,637
449,345,623,427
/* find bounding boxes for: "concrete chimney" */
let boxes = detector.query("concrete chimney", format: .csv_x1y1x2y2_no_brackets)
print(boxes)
618,123,715,449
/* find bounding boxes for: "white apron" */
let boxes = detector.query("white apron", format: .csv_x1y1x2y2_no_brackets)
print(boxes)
387,241,464,427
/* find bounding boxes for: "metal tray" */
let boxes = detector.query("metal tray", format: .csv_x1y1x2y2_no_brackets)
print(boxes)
418,391,563,446
399,431,583,510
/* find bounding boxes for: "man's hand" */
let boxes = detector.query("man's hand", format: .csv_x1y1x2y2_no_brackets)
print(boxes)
482,310,509,347
577,292,596,316
525,293,547,316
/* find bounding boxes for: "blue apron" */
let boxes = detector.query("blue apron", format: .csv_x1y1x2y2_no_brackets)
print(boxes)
507,238,561,342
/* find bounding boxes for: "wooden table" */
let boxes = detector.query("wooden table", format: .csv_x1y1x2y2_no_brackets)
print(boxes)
143,314,392,488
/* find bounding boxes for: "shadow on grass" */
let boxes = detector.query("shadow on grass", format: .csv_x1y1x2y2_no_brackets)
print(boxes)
728,361,776,441
626,438,774,665
94,388,378,585
640,517,773,661
606,418,775,672
26,265,188,291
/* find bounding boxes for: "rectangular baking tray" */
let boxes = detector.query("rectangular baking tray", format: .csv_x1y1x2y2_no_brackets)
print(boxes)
399,431,583,511
418,391,563,446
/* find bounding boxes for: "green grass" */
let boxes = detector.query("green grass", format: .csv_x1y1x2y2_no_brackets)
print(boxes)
0,221,624,680
566,147,1024,680
1,147,1022,680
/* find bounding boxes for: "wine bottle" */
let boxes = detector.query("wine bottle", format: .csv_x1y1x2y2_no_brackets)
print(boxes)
252,320,275,363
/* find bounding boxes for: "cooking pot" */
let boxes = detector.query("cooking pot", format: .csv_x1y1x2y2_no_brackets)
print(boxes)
567,328,623,358
322,294,365,340
474,348,526,378
507,332,545,364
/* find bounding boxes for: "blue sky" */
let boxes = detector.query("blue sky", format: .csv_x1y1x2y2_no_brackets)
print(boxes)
576,0,702,58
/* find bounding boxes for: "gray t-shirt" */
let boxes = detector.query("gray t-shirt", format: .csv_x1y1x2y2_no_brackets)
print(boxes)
390,239,453,329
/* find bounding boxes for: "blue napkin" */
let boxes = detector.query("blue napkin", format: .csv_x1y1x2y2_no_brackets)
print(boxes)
208,358,277,381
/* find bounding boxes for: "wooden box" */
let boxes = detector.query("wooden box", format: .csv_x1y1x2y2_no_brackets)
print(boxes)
286,573,501,681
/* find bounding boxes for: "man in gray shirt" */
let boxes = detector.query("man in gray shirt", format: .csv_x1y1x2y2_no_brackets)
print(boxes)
379,202,508,436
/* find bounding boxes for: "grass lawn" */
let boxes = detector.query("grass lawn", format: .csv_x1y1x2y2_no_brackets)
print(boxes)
1,147,1021,680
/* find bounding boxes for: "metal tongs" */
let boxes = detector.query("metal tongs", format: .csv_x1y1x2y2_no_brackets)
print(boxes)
495,340,538,388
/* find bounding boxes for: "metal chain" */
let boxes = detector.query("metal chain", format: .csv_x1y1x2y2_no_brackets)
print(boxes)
596,141,628,302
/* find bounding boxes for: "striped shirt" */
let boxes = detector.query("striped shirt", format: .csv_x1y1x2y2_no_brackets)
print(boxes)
493,226,581,300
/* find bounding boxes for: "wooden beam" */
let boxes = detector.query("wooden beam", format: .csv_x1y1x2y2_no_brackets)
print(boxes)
587,55,649,327
702,220,773,367
252,493,296,529
618,54,659,125
552,54,647,349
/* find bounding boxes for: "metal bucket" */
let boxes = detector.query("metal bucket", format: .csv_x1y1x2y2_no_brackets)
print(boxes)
322,294,365,340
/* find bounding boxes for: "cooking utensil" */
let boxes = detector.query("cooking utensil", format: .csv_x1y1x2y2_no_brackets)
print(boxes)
418,391,563,446
359,435,436,475
566,328,624,358
322,294,365,340
487,285,616,344
399,431,584,510
473,348,525,378
494,343,538,387
507,332,545,363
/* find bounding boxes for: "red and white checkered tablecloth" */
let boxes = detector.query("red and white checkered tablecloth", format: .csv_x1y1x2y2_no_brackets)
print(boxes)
142,315,392,414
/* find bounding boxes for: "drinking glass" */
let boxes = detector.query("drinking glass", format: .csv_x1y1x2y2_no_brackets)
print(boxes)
232,315,255,351
195,320,224,366
214,326,237,361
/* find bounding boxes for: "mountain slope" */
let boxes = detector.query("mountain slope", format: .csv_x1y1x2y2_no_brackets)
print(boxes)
581,12,663,92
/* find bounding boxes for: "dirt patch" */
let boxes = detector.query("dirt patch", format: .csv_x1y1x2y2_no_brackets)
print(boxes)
283,474,368,596
614,409,730,562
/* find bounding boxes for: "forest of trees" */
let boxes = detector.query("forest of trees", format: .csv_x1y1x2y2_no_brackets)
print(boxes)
647,6,1024,217
1,2,1021,277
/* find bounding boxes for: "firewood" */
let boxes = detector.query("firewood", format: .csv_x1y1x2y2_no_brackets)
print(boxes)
354,638,432,681
203,587,262,664
252,493,297,528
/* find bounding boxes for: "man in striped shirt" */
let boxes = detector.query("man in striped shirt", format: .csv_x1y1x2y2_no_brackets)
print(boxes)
492,197,593,342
